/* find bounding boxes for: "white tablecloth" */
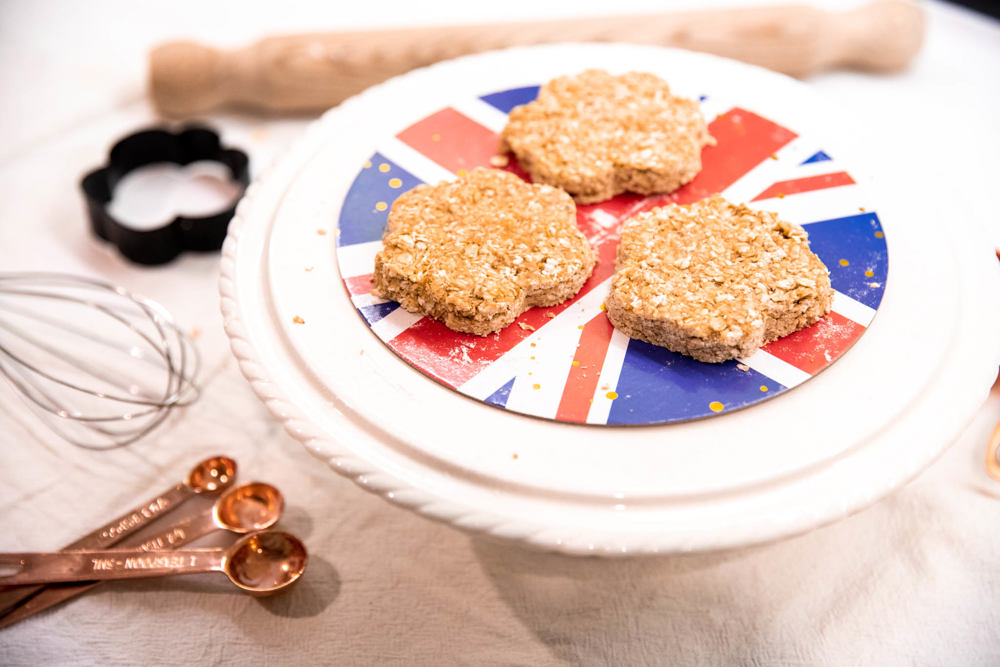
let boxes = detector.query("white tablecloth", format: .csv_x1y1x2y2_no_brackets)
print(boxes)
1,1,999,664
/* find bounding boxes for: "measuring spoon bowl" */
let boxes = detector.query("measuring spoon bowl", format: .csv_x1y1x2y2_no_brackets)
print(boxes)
214,482,283,533
188,456,237,494
225,531,308,595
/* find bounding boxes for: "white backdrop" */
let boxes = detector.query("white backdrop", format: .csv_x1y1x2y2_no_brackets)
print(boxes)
0,1,998,664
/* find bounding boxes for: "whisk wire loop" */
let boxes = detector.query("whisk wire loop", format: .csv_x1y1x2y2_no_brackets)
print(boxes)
0,272,201,449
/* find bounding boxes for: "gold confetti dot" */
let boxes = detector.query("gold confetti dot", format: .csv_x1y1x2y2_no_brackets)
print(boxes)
859,206,866,212
532,383,541,390
864,269,874,277
839,259,849,266
375,201,387,211
293,316,305,324
874,231,884,239
600,303,607,311
431,134,441,142
512,453,518,460
709,401,724,412
572,360,580,367
530,356,535,360
776,193,785,199
606,391,618,400
530,342,536,348
305,266,314,272
388,178,402,189
363,160,372,168
770,153,779,160
578,325,585,330
317,229,327,236
760,385,768,392
457,168,468,177
378,163,390,173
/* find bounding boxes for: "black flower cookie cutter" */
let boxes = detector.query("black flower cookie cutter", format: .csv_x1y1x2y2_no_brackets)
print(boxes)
81,125,250,265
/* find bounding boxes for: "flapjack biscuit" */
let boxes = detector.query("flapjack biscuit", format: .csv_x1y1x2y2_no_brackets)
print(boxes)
605,195,833,362
373,168,596,335
501,69,715,204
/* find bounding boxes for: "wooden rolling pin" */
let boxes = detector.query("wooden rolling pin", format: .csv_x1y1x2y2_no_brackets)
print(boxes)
149,0,924,116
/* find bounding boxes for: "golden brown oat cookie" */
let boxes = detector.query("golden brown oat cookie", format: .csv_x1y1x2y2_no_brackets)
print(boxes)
500,69,715,204
372,168,596,335
605,195,833,363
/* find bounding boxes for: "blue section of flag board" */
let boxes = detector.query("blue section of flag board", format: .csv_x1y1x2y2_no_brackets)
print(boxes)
358,302,399,325
485,377,516,408
338,152,424,247
801,150,832,164
479,86,540,113
802,212,888,310
608,340,787,425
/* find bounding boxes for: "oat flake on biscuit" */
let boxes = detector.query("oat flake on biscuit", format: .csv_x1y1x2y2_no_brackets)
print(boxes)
605,195,834,363
500,69,716,204
372,168,596,336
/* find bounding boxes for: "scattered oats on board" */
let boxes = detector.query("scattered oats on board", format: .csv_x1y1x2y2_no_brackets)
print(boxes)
605,195,833,363
372,168,596,335
500,69,715,204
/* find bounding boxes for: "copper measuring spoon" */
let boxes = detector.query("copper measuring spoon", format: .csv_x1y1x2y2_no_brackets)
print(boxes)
136,481,284,549
0,455,236,615
0,530,307,596
0,481,282,628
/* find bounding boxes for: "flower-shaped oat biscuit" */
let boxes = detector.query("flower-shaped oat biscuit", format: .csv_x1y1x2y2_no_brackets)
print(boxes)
373,168,596,335
501,70,715,204
605,195,833,362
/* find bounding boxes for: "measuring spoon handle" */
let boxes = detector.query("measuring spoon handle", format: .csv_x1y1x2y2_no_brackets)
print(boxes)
0,481,193,614
130,511,219,552
0,511,225,628
0,549,223,586
70,482,194,550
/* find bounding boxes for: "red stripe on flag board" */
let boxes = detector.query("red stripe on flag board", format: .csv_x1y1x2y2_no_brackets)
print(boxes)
396,107,504,174
343,274,373,296
751,171,855,202
555,313,617,423
761,311,865,376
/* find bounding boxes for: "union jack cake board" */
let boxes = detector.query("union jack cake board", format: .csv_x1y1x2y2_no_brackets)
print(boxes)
335,85,888,426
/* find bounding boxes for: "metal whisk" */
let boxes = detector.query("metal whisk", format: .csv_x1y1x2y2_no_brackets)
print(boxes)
0,272,200,449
